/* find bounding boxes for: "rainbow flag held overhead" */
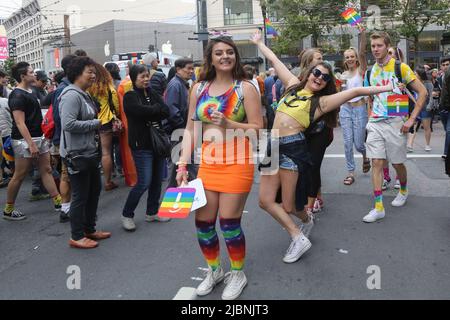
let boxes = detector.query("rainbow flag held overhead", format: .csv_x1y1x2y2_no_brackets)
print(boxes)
341,8,362,27
158,188,197,219
387,94,409,117
265,18,278,37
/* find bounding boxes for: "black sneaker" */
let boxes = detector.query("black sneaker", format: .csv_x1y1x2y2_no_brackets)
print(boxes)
3,209,27,221
60,211,70,223
54,203,62,212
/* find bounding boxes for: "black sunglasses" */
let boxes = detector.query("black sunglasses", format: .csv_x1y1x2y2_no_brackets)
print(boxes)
312,68,331,82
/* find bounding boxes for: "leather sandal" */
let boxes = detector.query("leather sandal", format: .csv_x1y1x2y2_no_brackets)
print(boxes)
85,231,112,241
363,159,371,173
104,181,118,191
343,176,355,185
69,238,98,249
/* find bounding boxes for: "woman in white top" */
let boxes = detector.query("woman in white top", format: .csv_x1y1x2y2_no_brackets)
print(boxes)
340,27,370,185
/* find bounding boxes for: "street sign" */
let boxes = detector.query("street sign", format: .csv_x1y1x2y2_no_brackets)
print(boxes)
0,37,8,59
8,38,17,58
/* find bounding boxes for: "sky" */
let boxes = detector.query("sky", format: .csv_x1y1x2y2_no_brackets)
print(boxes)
0,0,196,24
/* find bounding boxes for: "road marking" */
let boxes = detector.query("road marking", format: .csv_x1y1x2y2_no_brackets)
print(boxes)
191,277,204,281
325,154,443,159
173,287,197,300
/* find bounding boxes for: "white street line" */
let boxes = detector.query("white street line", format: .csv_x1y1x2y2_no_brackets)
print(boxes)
325,154,443,159
173,287,197,300
191,277,204,281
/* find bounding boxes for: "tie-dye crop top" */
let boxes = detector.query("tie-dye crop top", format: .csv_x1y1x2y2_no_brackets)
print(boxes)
194,81,246,123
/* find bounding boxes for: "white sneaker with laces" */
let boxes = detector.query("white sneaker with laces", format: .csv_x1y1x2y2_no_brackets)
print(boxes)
283,234,311,264
196,266,224,296
382,179,390,191
146,215,171,223
363,209,385,223
392,192,408,207
300,216,314,238
394,179,401,189
222,270,248,300
122,217,136,231
425,145,432,152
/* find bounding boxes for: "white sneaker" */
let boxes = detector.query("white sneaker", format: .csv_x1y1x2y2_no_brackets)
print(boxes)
425,145,432,152
283,234,311,264
407,146,414,153
196,266,224,297
382,179,390,191
300,215,314,238
122,217,136,231
363,208,385,223
222,270,248,300
394,179,401,189
392,192,408,207
145,215,171,223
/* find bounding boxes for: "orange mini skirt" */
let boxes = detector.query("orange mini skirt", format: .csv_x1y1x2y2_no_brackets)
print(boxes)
197,138,255,194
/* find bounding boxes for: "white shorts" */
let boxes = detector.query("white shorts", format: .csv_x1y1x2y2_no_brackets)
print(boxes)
366,118,407,164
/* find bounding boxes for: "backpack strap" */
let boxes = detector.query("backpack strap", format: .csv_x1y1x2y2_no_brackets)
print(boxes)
308,95,321,125
196,81,208,99
235,80,245,103
107,88,117,118
395,60,403,84
365,66,373,86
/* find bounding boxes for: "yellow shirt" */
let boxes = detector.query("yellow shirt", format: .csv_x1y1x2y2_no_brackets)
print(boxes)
276,89,314,128
92,84,120,125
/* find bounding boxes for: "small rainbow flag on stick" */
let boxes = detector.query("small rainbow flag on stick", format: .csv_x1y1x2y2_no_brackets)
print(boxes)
341,8,362,27
265,18,278,37
158,188,196,219
387,94,409,117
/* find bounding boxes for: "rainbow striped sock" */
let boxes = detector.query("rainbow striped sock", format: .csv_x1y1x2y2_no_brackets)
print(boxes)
374,190,384,212
196,219,220,271
400,181,408,195
220,217,246,271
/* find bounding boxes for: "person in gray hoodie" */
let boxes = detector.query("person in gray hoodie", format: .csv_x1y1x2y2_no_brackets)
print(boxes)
59,56,111,249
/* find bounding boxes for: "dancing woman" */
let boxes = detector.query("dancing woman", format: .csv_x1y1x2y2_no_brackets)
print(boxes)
252,30,393,263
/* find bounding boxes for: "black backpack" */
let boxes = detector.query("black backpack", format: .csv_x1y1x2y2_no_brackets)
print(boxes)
365,60,415,114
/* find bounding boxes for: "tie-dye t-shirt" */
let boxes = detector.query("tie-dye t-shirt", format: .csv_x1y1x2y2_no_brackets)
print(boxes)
365,58,416,122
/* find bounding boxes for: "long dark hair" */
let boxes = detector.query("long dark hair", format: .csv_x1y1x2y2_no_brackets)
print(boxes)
285,62,338,128
199,36,246,82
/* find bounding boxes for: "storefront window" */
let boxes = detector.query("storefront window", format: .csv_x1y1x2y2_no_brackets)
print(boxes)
224,0,253,25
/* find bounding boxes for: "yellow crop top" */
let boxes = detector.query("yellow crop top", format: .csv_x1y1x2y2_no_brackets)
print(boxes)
276,89,314,128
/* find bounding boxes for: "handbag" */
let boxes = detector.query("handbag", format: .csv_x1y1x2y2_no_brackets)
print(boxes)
148,121,172,158
107,88,123,135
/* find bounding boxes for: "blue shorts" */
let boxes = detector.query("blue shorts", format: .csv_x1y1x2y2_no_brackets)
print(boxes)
420,109,432,119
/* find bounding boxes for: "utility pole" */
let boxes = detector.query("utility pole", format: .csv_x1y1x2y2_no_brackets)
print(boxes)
260,1,269,71
63,15,71,55
197,0,208,53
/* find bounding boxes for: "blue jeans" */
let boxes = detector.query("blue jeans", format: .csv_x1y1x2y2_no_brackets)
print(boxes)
440,111,449,156
339,104,368,172
122,149,165,218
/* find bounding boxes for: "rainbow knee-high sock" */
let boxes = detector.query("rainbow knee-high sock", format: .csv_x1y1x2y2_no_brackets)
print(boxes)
196,219,220,271
400,181,408,195
220,218,246,271
374,190,384,212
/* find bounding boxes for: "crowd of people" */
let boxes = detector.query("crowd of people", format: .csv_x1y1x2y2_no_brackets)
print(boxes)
0,26,449,300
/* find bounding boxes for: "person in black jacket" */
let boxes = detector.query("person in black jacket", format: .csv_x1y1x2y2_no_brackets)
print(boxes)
121,65,170,231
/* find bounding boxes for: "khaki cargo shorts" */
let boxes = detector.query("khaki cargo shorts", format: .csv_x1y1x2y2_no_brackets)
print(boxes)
366,117,407,164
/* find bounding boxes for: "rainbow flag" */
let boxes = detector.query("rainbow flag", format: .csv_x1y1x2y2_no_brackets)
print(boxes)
341,8,362,27
265,18,278,37
387,94,409,117
158,188,196,219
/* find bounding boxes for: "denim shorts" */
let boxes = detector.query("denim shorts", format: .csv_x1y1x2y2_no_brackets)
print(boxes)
278,133,307,172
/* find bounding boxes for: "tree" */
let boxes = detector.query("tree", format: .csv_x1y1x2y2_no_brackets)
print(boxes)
2,58,17,86
391,0,450,65
264,0,345,54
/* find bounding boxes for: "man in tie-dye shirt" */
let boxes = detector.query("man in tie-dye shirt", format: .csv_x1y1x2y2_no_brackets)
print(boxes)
362,31,427,224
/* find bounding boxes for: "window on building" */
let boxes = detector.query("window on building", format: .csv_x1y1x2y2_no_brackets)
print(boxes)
224,0,253,25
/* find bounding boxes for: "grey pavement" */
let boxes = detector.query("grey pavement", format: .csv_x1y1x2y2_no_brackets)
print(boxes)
0,125,449,300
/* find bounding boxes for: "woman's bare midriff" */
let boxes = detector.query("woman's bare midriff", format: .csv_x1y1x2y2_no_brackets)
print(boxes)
272,112,306,137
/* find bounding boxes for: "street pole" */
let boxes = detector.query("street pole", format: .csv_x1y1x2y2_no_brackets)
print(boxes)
63,14,71,55
154,29,158,59
260,4,269,71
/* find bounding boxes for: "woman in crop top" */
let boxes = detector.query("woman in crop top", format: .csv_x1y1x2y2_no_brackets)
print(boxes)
340,26,371,186
176,36,263,300
252,30,393,264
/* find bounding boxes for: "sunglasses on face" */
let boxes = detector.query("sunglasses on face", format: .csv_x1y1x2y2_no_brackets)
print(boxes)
312,68,331,82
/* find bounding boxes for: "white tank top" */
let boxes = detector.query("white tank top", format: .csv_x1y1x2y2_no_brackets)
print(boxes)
343,71,364,103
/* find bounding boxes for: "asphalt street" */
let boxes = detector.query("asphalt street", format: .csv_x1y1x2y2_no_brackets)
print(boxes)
0,125,449,300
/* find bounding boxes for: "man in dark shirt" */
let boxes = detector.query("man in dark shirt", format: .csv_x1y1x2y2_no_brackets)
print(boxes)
31,71,50,106
439,56,450,159
3,62,62,221
142,52,168,97
163,58,198,187
0,69,11,98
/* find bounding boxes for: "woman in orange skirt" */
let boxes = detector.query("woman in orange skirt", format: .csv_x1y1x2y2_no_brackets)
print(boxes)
176,36,263,300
